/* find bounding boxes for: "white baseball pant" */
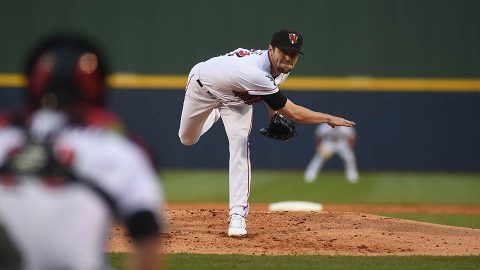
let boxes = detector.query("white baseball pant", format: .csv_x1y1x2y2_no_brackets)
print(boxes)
179,63,252,217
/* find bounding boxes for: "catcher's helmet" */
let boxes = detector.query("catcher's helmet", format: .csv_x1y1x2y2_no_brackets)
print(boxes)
25,34,108,109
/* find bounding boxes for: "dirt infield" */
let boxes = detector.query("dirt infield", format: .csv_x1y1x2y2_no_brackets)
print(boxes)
107,203,480,256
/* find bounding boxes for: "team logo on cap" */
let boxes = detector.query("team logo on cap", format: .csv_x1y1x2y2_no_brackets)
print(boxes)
289,33,298,44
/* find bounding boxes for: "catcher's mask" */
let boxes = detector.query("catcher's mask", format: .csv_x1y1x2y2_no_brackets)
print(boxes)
25,34,108,109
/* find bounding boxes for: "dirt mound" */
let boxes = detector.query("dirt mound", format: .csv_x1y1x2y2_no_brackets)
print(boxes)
107,209,480,256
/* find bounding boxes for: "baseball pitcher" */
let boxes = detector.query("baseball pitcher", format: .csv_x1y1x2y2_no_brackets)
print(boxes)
178,29,355,237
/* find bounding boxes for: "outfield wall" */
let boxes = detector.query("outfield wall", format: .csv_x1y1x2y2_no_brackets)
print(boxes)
1,88,478,171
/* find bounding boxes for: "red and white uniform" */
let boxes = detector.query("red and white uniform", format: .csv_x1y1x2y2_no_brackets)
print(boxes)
0,109,164,270
304,123,359,183
179,48,289,217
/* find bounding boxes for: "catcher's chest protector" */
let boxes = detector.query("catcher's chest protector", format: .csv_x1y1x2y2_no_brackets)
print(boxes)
0,126,118,214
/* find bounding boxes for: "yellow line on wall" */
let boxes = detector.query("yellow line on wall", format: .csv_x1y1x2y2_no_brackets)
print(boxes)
107,74,187,89
1,74,480,92
0,74,26,87
282,77,480,92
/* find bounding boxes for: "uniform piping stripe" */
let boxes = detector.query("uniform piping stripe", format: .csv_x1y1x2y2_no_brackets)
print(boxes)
2,74,480,92
246,87,278,93
246,111,253,207
185,74,195,91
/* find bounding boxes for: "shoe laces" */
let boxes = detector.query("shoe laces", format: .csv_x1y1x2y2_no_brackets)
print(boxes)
229,214,246,228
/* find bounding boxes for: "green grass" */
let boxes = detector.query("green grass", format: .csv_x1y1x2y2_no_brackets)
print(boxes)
161,170,480,205
110,253,480,270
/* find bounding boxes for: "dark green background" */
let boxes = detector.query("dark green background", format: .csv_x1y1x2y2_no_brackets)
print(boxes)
1,0,479,77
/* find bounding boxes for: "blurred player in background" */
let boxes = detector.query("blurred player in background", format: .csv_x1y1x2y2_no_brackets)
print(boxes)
304,123,359,183
0,34,164,270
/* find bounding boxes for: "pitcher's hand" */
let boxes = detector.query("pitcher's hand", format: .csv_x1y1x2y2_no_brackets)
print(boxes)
327,116,355,128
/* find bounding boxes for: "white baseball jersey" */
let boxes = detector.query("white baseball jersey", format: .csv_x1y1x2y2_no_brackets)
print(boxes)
198,48,289,105
0,109,164,270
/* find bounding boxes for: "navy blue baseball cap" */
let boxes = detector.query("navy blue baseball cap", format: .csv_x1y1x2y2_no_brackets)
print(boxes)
271,29,304,54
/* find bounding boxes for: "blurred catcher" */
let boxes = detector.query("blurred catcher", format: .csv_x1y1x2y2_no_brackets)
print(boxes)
304,123,359,183
0,34,164,270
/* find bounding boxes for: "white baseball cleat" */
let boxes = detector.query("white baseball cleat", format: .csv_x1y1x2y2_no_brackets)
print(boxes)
228,214,247,237
347,171,359,184
304,172,317,183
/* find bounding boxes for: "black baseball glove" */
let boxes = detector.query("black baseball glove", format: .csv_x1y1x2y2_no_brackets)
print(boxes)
259,113,297,141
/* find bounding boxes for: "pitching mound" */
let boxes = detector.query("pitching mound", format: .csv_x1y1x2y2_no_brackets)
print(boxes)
107,208,480,256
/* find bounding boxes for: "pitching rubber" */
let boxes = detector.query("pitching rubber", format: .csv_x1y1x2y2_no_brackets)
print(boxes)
268,201,323,212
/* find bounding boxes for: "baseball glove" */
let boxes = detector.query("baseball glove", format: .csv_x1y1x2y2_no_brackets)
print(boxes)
259,114,297,141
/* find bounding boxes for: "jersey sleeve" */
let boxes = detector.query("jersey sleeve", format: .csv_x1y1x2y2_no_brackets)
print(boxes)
232,68,280,96
275,73,289,86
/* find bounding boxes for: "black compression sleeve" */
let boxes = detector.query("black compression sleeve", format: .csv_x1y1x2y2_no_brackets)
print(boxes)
125,210,161,242
260,91,287,111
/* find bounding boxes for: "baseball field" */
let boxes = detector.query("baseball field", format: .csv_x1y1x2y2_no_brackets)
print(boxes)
107,170,480,269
